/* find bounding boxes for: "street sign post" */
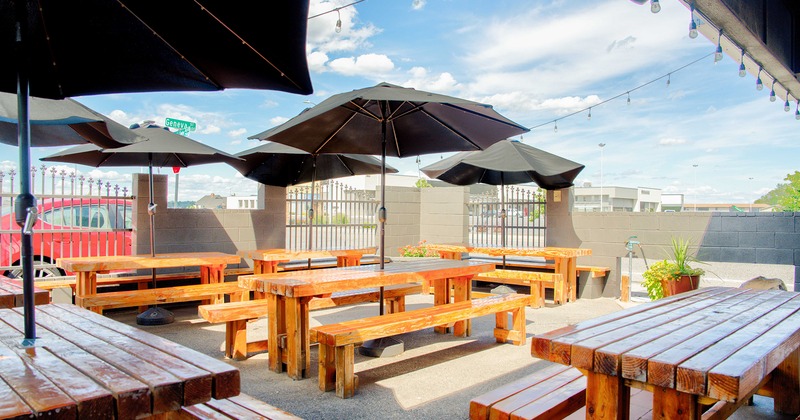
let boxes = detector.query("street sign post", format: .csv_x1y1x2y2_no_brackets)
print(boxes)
164,117,196,133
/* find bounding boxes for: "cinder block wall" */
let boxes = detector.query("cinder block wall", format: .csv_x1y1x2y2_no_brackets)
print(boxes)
382,186,421,256
419,187,469,246
132,174,285,271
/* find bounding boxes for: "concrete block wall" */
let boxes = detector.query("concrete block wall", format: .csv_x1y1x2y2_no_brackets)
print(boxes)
419,187,470,246
381,186,421,257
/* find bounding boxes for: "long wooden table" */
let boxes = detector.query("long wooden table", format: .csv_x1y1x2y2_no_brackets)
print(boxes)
0,303,239,419
427,245,592,303
238,259,496,380
56,252,241,313
0,276,49,309
238,247,377,274
532,287,800,419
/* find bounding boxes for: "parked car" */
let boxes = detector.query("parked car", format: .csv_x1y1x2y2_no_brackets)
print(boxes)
1,198,133,278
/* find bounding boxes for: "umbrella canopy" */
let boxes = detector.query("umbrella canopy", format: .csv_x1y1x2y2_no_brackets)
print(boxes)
421,140,585,190
0,1,313,97
250,82,527,157
0,92,142,148
230,142,398,187
252,82,528,322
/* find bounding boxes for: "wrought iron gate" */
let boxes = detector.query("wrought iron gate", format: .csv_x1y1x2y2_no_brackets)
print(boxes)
468,186,546,248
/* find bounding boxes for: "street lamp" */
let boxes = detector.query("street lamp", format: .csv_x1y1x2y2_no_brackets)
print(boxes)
748,177,754,212
598,143,606,212
692,164,699,212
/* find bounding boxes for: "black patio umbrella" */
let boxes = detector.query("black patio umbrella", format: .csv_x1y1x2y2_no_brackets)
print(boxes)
42,122,243,325
251,82,528,356
421,139,584,266
0,92,143,148
4,0,311,341
230,141,398,252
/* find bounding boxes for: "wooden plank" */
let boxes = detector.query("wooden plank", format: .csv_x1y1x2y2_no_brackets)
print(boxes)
643,290,796,390
652,386,698,420
509,375,586,420
541,288,737,366
706,303,800,402
57,252,241,272
592,288,760,376
469,363,571,419
0,310,151,420
531,287,727,362
79,281,245,310
675,293,800,395
489,367,584,419
51,303,240,400
585,371,629,420
772,347,800,414
224,394,301,419
0,375,33,420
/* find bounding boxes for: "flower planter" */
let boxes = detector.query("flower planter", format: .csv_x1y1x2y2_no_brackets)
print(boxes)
661,275,700,297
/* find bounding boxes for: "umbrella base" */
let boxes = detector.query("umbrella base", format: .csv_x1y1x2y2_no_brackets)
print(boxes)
136,306,175,326
358,336,404,358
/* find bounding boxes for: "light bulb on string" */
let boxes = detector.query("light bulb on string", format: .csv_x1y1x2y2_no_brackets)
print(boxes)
738,51,746,77
587,108,592,121
755,68,763,90
714,30,723,62
796,100,800,120
769,81,776,102
666,73,671,86
650,0,661,13
785,96,791,112
335,9,342,33
553,121,558,133
627,92,631,105
689,5,698,38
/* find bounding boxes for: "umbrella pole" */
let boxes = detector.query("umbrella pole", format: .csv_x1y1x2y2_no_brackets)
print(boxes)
307,157,316,269
501,175,506,269
15,2,37,344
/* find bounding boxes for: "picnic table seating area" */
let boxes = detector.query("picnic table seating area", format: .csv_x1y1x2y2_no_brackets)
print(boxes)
474,270,561,307
0,275,49,308
310,293,530,398
198,283,423,360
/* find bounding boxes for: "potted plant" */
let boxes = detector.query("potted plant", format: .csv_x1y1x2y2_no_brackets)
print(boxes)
641,237,705,300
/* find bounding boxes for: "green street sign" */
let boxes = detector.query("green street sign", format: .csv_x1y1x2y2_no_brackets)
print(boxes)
165,117,197,132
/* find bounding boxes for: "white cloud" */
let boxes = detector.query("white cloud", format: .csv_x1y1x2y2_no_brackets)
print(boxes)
411,0,426,11
328,54,395,77
228,128,247,138
402,68,461,93
659,138,687,146
230,139,242,146
198,124,220,135
308,51,330,73
270,116,290,126
306,0,380,54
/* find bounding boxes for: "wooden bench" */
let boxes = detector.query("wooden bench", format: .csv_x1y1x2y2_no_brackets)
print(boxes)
33,267,255,292
475,270,562,307
469,364,586,420
177,393,300,419
78,281,249,313
311,293,530,399
198,283,423,360
470,257,610,279
0,276,49,308
278,255,387,272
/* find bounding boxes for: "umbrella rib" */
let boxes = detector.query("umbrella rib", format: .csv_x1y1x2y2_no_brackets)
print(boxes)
417,107,483,150
336,155,356,176
315,113,358,154
440,102,529,131
348,100,382,121
115,0,224,89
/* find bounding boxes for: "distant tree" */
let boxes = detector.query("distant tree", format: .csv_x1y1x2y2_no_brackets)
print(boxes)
757,171,800,211
415,178,432,188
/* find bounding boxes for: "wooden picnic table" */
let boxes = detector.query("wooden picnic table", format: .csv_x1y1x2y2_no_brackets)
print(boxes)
238,247,377,274
531,287,800,419
0,303,239,419
56,252,241,313
0,276,49,309
238,258,495,380
426,244,592,303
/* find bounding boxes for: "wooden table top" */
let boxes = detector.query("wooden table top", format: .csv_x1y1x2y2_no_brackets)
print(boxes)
425,244,592,259
531,287,800,403
0,303,239,419
237,247,377,261
0,277,49,309
239,259,495,297
56,252,241,272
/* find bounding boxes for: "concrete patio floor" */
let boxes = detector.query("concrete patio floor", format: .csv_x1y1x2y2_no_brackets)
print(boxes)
106,293,794,419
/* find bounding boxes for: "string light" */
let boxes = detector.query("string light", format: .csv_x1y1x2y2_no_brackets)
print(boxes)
587,108,592,120
650,0,661,13
627,92,631,105
738,51,746,77
553,121,558,133
785,96,792,112
714,30,724,62
796,100,800,120
755,68,763,90
666,73,671,86
307,0,365,34
769,81,777,102
335,9,342,33
688,4,698,39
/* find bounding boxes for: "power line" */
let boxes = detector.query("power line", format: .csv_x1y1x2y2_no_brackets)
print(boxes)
308,0,366,19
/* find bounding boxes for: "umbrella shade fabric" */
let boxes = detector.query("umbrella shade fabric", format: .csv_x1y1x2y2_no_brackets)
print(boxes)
0,92,142,148
42,126,242,168
421,140,585,190
231,142,398,187
0,1,313,98
249,82,528,156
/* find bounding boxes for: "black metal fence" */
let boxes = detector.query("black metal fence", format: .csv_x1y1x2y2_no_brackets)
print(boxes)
468,186,546,248
285,180,378,251
0,165,133,278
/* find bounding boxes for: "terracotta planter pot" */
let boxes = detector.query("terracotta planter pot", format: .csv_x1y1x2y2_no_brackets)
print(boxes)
661,275,700,296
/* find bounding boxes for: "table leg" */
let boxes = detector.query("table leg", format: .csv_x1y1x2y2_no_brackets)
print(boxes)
773,347,800,415
553,257,571,304
452,275,472,337
585,371,630,419
433,278,451,334
201,264,227,304
285,296,311,380
567,257,578,302
267,293,285,373
652,386,699,419
254,260,281,299
75,271,100,313
336,255,362,267
437,251,463,260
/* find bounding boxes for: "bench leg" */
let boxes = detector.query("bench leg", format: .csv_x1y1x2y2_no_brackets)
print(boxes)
336,344,356,399
529,282,545,308
773,347,800,415
385,296,405,314
494,307,526,345
434,279,451,334
226,320,248,360
318,342,336,392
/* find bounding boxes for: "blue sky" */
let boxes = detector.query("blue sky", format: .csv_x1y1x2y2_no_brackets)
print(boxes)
2,0,798,204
